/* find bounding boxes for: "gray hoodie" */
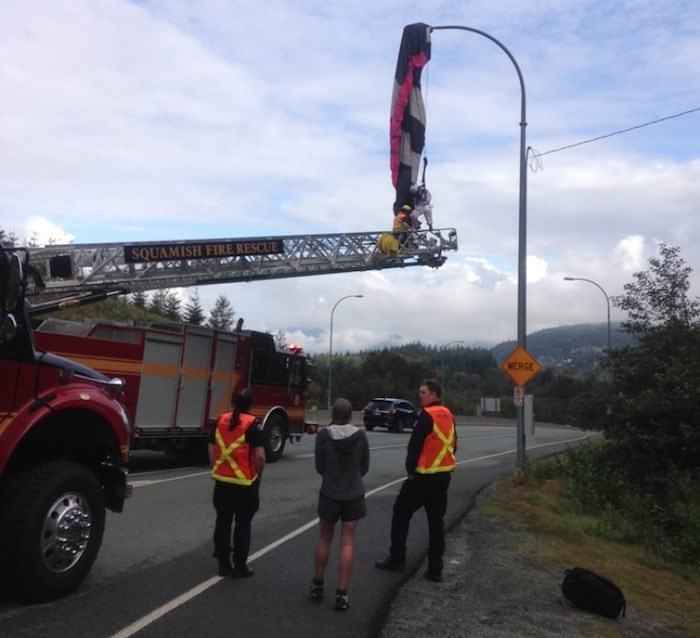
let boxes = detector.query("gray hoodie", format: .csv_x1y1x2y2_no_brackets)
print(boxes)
315,424,370,501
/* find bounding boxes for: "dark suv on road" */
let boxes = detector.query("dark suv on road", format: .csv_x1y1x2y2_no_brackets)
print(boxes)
362,397,417,432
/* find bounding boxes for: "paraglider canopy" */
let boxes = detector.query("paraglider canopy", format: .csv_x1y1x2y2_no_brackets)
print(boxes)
390,23,431,214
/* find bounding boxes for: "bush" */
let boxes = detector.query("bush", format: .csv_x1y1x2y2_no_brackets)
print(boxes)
530,442,700,565
562,441,630,511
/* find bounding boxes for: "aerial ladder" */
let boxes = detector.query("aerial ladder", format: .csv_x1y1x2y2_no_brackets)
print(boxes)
26,227,458,303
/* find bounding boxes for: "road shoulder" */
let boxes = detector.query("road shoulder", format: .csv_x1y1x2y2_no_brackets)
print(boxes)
379,482,679,638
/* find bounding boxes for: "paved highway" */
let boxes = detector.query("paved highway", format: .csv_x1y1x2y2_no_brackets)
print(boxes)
0,422,595,638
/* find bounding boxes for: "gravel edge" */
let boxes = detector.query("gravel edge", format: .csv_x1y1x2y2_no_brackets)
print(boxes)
378,482,681,638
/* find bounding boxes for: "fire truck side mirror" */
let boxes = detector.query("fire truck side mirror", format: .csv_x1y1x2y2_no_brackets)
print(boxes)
4,252,23,313
0,252,22,343
1,312,18,343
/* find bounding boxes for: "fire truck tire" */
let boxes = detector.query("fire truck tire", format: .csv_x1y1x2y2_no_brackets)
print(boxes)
264,414,287,463
0,460,105,603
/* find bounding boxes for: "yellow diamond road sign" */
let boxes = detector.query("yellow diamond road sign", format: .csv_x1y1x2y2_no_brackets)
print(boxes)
501,346,542,387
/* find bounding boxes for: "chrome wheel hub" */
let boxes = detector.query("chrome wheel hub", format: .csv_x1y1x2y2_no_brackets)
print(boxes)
40,493,92,573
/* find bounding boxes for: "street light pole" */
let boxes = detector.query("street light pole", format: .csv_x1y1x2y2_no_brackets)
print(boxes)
328,294,363,409
564,277,611,349
431,24,528,468
441,340,464,405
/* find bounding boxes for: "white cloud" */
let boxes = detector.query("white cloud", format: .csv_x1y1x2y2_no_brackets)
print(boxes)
614,235,646,272
25,216,76,245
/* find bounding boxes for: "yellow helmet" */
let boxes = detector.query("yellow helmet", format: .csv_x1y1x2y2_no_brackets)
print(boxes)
400,204,413,211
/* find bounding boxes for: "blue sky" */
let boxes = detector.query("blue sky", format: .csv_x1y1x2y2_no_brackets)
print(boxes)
1,0,699,354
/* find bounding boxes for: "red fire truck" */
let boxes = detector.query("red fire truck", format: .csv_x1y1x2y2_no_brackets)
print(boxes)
26,229,457,462
0,228,456,601
0,246,131,602
33,317,310,462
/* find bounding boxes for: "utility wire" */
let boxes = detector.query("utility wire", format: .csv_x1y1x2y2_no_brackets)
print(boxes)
529,106,700,165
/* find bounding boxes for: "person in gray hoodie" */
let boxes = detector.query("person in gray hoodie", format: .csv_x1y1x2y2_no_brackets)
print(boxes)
310,397,370,611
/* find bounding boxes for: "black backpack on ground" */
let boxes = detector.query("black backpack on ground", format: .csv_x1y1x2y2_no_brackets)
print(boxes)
561,567,627,619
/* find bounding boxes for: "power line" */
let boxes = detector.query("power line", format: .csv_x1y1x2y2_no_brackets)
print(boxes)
529,106,700,164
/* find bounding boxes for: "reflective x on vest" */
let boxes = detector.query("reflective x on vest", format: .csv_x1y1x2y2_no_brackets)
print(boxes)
213,428,249,483
431,423,455,468
416,421,455,474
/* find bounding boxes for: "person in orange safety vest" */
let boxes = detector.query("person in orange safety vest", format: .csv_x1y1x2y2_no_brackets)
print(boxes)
375,378,456,582
209,388,266,578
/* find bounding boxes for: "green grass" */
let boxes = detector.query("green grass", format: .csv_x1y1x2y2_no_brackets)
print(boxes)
485,469,700,637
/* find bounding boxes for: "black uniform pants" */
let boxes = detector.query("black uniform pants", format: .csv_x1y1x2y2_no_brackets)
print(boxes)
213,480,260,566
389,473,451,572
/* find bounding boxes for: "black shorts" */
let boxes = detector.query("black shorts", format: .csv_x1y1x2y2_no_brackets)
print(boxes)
317,493,367,523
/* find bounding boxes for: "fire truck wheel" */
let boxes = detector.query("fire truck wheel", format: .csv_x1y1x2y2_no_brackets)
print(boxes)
264,414,287,463
0,460,105,603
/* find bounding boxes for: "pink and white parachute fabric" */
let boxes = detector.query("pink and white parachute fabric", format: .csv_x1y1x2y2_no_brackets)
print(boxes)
390,23,431,215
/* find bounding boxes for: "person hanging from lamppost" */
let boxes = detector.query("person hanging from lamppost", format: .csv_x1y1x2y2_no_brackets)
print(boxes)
410,184,434,231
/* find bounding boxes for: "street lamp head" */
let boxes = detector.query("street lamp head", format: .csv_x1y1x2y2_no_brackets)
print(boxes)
561,276,611,349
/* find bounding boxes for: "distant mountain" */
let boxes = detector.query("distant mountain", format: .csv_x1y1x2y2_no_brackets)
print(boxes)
491,322,635,373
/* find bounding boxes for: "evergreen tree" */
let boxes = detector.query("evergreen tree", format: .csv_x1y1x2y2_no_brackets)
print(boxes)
207,294,235,330
147,289,169,317
131,291,147,309
183,289,206,325
0,228,18,247
162,290,182,322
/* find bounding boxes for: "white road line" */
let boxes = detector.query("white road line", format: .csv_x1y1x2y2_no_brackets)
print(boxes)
130,470,210,488
111,432,591,637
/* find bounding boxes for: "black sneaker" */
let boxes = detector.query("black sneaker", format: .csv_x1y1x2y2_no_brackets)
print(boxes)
375,557,405,572
310,579,324,601
334,590,350,611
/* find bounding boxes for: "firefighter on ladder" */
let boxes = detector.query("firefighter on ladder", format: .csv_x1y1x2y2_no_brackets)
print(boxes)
393,204,414,246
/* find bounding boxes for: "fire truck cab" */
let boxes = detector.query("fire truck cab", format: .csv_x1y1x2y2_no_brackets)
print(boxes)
0,246,131,602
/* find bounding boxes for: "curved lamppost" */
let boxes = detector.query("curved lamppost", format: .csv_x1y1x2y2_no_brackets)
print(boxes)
441,340,464,405
431,24,528,468
328,294,363,409
564,277,611,349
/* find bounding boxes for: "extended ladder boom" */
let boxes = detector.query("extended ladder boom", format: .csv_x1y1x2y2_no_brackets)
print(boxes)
29,228,458,295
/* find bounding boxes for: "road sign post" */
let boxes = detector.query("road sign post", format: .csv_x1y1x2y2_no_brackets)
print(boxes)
513,386,525,406
501,346,542,469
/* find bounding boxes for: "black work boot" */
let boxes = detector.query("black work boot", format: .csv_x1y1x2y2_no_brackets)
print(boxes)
232,551,254,577
216,554,233,577
374,556,405,572
231,563,254,578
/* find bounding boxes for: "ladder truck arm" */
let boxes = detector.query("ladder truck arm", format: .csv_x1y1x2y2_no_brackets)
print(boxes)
27,227,458,296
